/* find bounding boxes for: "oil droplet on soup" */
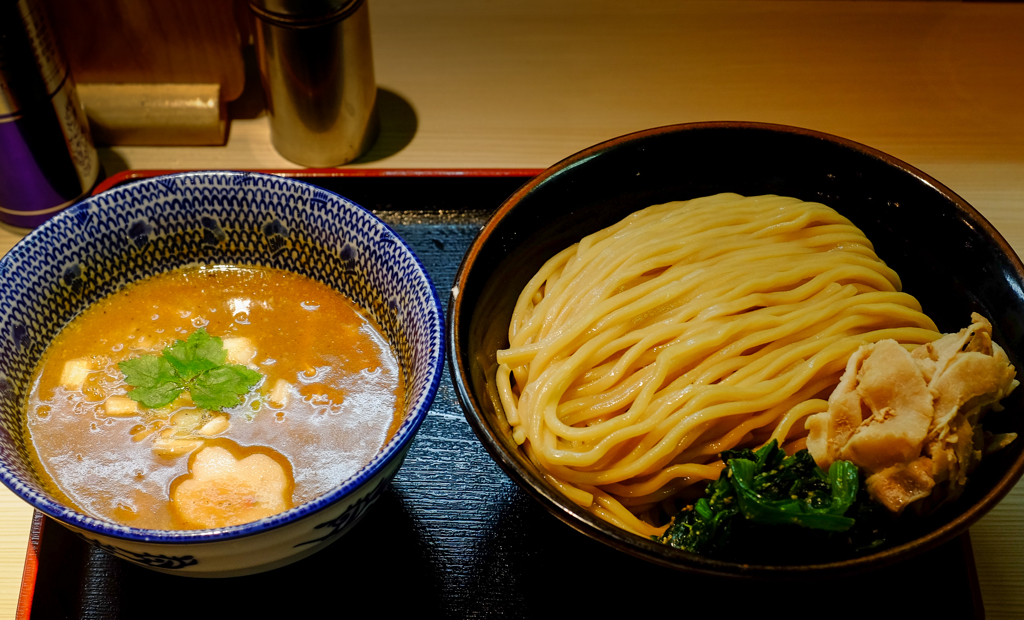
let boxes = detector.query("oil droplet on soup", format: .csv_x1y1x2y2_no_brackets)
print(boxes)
24,265,405,530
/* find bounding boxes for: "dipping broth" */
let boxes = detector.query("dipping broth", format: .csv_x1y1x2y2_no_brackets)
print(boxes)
24,265,405,530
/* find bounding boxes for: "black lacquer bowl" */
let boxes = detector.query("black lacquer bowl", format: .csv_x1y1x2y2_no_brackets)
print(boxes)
447,121,1024,578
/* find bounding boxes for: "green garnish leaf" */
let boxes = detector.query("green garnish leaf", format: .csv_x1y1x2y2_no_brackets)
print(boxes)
117,328,262,411
118,355,181,408
191,365,264,411
162,329,227,380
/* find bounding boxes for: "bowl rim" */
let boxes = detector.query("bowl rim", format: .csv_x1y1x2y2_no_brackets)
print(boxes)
447,120,1024,577
0,170,446,544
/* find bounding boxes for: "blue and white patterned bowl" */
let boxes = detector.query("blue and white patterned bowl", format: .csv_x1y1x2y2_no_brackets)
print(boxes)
0,171,445,577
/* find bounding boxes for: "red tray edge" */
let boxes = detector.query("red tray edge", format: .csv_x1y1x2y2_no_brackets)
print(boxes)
16,511,44,620
92,168,545,196
21,167,984,618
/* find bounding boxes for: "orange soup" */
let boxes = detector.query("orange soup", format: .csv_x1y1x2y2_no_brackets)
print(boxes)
24,265,404,530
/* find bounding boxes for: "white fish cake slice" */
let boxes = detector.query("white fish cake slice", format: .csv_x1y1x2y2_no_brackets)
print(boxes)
172,445,292,528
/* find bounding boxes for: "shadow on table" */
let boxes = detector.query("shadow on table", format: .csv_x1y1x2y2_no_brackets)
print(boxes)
354,88,419,164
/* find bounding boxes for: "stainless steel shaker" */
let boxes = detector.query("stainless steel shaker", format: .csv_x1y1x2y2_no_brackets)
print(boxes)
0,0,99,228
250,0,378,167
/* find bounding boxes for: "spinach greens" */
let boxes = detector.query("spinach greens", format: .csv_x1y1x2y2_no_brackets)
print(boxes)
657,440,881,556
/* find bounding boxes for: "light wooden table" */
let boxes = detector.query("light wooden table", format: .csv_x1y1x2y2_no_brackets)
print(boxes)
3,1,1023,617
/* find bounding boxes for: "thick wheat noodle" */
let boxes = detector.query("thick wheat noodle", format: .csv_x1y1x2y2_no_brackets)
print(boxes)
495,194,940,537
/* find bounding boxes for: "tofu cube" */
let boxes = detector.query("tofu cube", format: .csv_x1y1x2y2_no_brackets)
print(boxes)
60,358,94,390
222,336,256,365
269,379,291,407
104,396,139,416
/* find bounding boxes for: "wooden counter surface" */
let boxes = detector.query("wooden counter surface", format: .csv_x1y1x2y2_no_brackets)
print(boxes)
3,1,1023,617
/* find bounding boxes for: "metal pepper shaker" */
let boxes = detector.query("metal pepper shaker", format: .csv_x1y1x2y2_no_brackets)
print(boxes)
0,0,99,228
250,0,378,167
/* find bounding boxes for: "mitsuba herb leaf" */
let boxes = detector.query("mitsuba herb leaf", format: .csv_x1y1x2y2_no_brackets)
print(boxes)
191,365,263,411
117,355,181,408
118,329,262,411
162,329,226,381
657,440,866,556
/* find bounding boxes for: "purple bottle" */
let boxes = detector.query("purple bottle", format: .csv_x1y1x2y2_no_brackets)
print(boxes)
0,0,99,228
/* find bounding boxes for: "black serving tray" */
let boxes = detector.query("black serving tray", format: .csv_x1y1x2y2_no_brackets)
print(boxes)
19,171,985,619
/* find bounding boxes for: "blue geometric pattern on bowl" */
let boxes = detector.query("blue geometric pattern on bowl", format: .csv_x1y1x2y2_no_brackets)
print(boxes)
0,171,444,544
